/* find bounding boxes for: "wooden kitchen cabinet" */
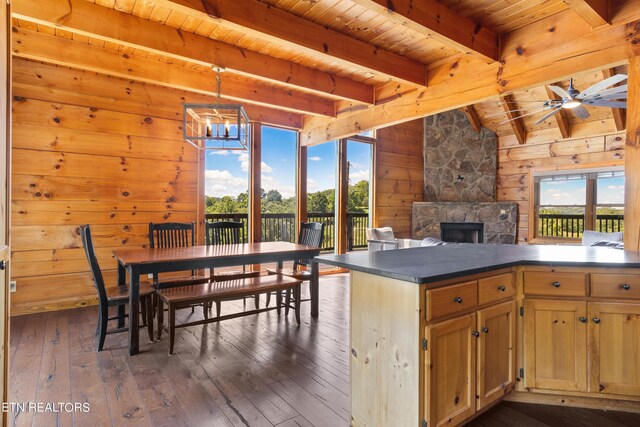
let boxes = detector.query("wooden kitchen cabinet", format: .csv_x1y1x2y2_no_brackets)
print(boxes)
477,301,516,409
523,299,588,392
588,302,640,396
425,313,476,427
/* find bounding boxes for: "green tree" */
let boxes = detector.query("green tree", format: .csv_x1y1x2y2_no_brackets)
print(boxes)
266,189,282,202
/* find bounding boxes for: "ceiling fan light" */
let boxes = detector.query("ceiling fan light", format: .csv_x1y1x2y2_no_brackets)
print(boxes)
562,99,582,109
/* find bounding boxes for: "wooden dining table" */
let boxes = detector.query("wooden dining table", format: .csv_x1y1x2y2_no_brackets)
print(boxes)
113,241,322,355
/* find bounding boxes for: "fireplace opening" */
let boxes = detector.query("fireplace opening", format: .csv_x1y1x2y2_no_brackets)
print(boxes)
440,222,484,243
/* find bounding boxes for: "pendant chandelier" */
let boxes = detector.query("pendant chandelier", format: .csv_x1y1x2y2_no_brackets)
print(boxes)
183,66,250,151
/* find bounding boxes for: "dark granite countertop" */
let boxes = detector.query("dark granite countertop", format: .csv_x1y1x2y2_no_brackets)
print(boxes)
315,244,640,284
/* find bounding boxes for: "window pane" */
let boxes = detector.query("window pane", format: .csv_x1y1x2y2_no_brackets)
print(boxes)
539,179,586,206
538,178,586,238
307,141,336,251
596,175,624,233
347,140,372,251
538,206,585,238
596,176,624,204
260,126,297,242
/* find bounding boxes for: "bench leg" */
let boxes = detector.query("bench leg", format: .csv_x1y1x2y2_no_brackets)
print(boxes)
276,291,282,315
266,292,271,307
203,303,209,320
216,300,221,317
157,298,164,341
285,289,292,316
294,286,301,325
254,294,260,309
169,304,176,355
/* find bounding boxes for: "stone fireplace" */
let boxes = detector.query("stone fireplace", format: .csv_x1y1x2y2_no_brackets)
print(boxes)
412,110,518,244
440,222,484,243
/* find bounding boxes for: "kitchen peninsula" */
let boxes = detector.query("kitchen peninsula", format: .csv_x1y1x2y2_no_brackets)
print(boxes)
316,244,640,427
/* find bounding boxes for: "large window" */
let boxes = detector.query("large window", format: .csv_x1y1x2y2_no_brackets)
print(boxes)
534,168,624,240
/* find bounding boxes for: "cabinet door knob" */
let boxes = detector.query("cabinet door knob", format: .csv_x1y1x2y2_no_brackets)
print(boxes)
497,285,506,292
621,283,631,290
471,331,480,337
593,317,601,324
552,281,561,288
453,296,463,304
481,327,489,334
579,316,588,323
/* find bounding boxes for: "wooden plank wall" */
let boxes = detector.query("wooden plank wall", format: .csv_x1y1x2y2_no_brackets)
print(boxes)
10,59,200,316
496,133,625,243
375,119,424,238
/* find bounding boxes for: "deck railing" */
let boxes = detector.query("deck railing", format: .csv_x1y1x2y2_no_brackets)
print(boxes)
204,212,369,251
538,213,624,238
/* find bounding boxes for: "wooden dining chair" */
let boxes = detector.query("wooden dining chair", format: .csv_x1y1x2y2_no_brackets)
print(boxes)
205,221,260,316
80,225,154,352
267,222,324,316
149,222,210,340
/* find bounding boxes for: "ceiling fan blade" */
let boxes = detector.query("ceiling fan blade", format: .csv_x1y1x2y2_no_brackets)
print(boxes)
573,105,591,120
585,92,628,101
547,85,570,99
584,84,628,98
582,100,627,108
533,107,563,125
499,107,552,124
577,74,628,99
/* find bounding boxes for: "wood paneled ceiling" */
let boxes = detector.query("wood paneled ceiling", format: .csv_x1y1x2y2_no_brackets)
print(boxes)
11,0,640,144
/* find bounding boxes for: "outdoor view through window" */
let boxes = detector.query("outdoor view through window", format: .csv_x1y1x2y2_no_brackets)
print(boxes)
535,169,624,239
204,126,372,250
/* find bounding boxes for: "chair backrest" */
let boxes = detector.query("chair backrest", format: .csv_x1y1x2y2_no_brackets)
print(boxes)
295,222,324,268
149,222,196,284
80,225,108,307
149,222,195,248
367,227,395,241
367,239,400,252
205,221,244,246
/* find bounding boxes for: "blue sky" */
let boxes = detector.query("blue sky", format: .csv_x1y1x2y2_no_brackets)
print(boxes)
540,177,624,205
205,126,372,198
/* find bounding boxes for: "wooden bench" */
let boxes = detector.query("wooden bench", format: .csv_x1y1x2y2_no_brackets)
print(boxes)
156,275,303,354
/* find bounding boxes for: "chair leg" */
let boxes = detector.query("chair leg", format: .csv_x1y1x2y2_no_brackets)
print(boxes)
285,289,291,316
97,305,109,352
145,296,154,342
157,298,164,341
117,305,126,329
294,286,301,325
140,299,148,327
169,304,176,355
276,291,282,315
254,294,260,309
216,301,221,317
203,303,209,320
95,309,101,336
265,292,271,307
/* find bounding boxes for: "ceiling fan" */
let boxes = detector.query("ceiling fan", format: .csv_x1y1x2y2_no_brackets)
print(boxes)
499,74,628,125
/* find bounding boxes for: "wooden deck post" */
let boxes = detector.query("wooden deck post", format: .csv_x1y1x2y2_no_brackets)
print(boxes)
250,122,262,244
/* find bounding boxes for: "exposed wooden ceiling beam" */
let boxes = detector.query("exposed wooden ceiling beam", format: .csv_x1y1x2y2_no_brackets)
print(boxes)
301,5,640,145
602,68,627,131
158,0,427,86
11,27,313,125
12,0,374,105
544,85,571,139
564,0,610,28
350,0,498,63
500,95,526,144
459,105,482,133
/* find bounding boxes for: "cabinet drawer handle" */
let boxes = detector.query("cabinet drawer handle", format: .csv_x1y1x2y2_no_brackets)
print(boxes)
621,283,631,290
497,285,506,292
481,327,489,334
551,281,561,288
453,296,463,304
471,331,480,337
593,317,601,324
579,317,588,323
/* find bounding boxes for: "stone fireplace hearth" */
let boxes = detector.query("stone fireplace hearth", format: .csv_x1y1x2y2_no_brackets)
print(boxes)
412,110,518,244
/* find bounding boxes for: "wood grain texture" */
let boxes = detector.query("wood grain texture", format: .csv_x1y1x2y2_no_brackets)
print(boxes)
10,65,199,313
624,55,640,250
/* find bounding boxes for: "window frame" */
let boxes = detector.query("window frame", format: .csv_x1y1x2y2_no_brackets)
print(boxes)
527,162,624,244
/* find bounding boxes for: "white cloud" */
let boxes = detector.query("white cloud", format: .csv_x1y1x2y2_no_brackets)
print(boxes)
307,178,317,192
205,170,247,197
349,169,370,182
238,151,250,172
308,156,322,161
261,161,273,173
209,150,229,156
261,174,295,198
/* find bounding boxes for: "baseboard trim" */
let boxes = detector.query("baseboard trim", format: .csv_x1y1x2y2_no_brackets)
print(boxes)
505,391,640,413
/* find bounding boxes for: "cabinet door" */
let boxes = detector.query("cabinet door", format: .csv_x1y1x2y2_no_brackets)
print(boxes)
477,301,515,410
589,303,640,396
524,299,587,392
425,313,476,427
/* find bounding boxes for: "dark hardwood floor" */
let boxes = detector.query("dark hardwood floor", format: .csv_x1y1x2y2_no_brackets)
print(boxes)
9,274,640,426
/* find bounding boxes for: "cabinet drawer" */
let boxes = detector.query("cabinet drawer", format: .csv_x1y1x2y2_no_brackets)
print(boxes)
524,272,587,297
591,274,640,300
426,281,478,321
478,273,515,305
